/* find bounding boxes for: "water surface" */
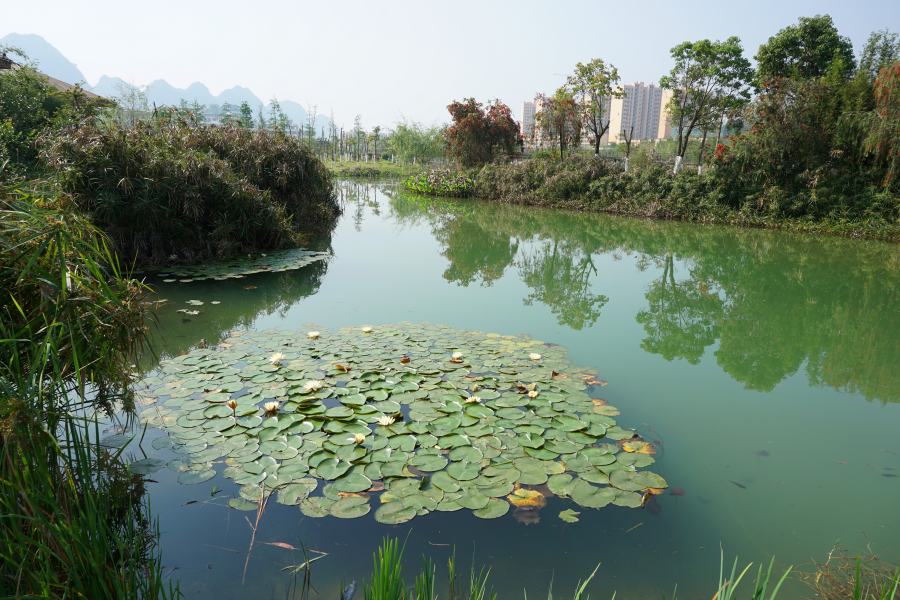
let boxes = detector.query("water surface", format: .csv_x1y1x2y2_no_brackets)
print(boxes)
131,181,900,599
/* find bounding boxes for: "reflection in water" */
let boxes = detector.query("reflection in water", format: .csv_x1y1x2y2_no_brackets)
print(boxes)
384,187,900,404
143,234,334,362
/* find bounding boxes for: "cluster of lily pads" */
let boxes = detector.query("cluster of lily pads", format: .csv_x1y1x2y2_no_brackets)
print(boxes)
137,248,330,283
133,322,667,523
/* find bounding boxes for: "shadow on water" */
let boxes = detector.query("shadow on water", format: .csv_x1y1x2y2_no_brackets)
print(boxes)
383,187,900,405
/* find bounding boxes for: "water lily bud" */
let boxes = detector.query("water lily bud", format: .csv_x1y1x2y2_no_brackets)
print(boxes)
226,399,238,410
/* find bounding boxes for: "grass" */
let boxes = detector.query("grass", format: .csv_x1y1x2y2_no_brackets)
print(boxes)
331,159,430,179
798,543,900,600
1,179,173,597
358,538,794,600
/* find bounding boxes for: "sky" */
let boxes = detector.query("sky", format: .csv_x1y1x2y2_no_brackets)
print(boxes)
4,0,899,130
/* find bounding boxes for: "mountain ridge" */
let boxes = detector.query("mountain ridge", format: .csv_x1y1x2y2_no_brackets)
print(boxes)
2,33,332,131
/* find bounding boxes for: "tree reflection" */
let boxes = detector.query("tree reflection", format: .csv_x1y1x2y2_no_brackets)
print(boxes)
382,185,900,404
635,254,723,364
519,240,608,330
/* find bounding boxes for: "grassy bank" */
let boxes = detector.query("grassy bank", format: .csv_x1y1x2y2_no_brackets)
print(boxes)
404,155,900,241
331,159,427,179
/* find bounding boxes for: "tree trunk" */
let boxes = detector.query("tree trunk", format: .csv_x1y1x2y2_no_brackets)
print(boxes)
674,155,683,174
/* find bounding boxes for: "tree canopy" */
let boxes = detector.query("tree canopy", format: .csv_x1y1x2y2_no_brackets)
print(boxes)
754,14,855,86
443,98,521,167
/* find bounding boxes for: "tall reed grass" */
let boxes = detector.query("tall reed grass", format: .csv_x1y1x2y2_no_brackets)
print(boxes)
40,119,339,266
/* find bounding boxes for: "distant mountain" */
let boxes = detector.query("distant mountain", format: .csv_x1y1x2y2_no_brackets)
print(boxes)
0,33,91,89
2,33,332,132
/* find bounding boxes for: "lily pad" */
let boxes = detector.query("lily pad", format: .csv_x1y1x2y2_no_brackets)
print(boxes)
473,498,510,519
375,500,417,524
129,458,166,475
330,496,371,519
559,508,580,523
177,469,216,485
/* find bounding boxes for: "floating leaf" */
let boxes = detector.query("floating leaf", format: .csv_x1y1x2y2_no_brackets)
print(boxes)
177,469,216,485
473,498,510,519
507,488,547,509
559,509,580,523
330,496,371,519
228,498,258,511
129,458,166,475
375,500,417,524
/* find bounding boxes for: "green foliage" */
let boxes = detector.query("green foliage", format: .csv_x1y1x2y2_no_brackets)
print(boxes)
754,14,855,86
40,119,339,266
0,410,178,599
660,37,753,162
0,180,149,414
566,59,624,154
0,50,105,177
475,154,619,204
859,30,900,83
391,119,444,166
402,168,474,197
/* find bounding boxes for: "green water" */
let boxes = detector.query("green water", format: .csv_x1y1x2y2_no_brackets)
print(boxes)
133,181,900,599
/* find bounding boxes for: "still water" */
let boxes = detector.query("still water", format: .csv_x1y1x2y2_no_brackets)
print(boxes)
130,181,900,599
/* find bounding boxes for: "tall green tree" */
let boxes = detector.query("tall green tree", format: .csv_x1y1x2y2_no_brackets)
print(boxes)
239,101,253,128
566,59,625,155
219,101,234,125
858,29,900,82
754,15,855,86
257,104,266,130
532,88,582,157
660,37,752,172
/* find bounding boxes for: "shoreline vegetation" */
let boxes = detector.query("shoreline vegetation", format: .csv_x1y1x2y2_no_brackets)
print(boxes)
401,153,900,242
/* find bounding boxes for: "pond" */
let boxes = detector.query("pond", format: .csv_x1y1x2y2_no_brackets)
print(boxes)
123,180,900,599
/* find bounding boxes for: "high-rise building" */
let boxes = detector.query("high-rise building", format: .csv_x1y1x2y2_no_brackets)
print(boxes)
520,101,535,138
607,82,673,143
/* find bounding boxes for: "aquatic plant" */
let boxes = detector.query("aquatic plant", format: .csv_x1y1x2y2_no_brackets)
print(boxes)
799,543,900,600
402,168,474,197
134,323,667,523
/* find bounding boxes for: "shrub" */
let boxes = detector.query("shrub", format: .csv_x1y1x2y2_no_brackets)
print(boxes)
402,168,474,197
475,153,620,205
40,120,339,266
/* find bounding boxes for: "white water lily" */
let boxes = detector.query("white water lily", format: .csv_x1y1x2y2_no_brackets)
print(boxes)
353,433,366,444
263,401,280,412
362,326,373,333
303,380,324,391
307,331,320,339
452,352,463,360
269,352,285,365
465,396,482,404
529,353,542,360
527,390,539,398
377,415,396,427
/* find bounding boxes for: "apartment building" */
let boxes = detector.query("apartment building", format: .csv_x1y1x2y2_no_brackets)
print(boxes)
607,82,673,143
520,101,536,138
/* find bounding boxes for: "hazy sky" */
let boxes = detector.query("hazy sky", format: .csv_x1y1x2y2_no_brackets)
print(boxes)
5,0,899,130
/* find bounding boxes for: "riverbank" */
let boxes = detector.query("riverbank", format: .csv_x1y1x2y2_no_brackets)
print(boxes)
331,160,426,179
403,156,900,242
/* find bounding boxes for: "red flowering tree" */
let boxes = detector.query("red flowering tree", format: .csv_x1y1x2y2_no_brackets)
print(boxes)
443,98,522,167
865,61,900,187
